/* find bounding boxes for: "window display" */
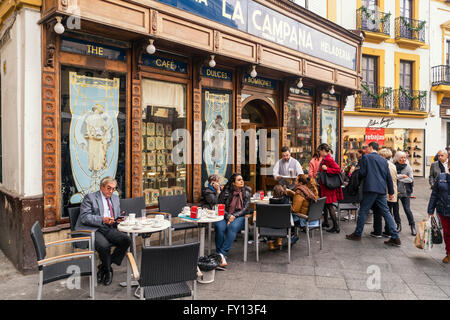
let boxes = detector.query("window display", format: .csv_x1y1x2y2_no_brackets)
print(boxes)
342,127,425,176
286,101,313,173
141,79,187,206
320,105,339,162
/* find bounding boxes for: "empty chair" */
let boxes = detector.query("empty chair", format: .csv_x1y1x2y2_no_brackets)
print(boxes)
254,204,292,263
127,242,200,300
337,187,360,223
119,196,146,217
297,197,327,256
158,194,197,245
30,221,96,300
67,206,95,251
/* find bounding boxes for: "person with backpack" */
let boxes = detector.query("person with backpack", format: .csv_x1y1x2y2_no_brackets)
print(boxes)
427,171,450,263
317,143,343,233
346,142,401,246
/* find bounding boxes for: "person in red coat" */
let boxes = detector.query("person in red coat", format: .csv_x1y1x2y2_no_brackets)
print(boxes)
318,143,343,233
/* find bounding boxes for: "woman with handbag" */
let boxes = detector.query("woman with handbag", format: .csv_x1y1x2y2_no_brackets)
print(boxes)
317,143,343,233
427,171,450,263
393,151,416,236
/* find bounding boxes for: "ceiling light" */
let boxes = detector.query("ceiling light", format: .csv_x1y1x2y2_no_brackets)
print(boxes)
209,55,216,68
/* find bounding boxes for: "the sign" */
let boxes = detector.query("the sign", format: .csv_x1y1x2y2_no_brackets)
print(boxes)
142,54,187,73
366,117,395,128
243,75,277,89
157,0,357,70
289,87,313,96
60,37,126,61
202,67,232,81
365,127,385,146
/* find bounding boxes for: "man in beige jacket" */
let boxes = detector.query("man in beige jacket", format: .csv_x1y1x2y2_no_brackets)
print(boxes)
371,148,399,237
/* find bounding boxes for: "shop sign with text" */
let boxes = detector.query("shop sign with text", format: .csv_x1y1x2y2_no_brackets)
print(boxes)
365,127,385,146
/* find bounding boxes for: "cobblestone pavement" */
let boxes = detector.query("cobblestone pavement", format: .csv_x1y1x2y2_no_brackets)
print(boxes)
0,178,449,300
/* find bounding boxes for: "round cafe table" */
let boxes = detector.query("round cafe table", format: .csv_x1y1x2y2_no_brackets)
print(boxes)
118,219,171,297
178,212,223,257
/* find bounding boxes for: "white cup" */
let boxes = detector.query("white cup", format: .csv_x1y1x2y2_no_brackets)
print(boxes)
156,214,164,221
129,213,136,224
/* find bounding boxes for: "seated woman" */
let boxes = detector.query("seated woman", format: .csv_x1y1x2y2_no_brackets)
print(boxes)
201,174,222,210
215,173,252,267
267,185,290,250
286,174,319,229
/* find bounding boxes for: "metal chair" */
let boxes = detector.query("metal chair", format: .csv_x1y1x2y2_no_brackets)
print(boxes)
297,197,327,256
337,187,360,224
30,221,96,300
158,194,197,245
67,206,95,251
254,204,292,263
127,242,200,300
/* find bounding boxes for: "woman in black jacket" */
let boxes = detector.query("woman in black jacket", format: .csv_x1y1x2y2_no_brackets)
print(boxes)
214,173,252,267
201,174,222,209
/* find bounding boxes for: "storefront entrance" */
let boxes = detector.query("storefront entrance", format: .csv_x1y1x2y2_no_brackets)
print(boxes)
241,98,278,194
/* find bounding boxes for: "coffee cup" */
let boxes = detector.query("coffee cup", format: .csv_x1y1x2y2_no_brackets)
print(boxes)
218,204,225,216
156,214,164,221
129,213,136,224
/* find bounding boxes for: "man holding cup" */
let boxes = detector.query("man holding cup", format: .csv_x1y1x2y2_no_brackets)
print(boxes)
273,146,304,188
75,176,131,286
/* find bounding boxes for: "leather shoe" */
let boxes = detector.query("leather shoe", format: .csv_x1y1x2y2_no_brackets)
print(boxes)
410,224,417,236
97,265,105,284
327,227,340,234
384,237,401,247
443,255,450,263
396,223,402,233
103,269,113,286
346,233,361,241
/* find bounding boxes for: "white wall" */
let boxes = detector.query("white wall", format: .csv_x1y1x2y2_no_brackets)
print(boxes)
308,0,327,19
0,8,42,197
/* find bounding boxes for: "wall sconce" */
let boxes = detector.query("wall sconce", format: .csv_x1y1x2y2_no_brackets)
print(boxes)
54,16,65,35
146,39,156,54
297,77,303,88
209,55,216,68
250,65,257,78
353,91,358,98
329,85,335,95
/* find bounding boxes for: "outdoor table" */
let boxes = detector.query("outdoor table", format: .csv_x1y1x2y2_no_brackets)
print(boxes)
118,219,171,297
250,197,271,205
178,212,224,257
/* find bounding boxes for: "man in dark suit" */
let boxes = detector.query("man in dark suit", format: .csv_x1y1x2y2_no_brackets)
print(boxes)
76,176,131,285
346,142,401,246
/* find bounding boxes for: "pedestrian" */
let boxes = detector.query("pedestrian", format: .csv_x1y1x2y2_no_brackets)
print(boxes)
267,185,290,250
343,163,356,187
371,148,399,238
346,142,401,246
427,171,450,263
429,149,448,188
317,143,343,233
308,150,322,180
201,174,222,209
215,173,252,267
393,151,416,236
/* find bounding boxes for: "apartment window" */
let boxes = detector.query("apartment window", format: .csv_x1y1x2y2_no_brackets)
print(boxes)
447,40,449,65
362,55,378,107
400,60,413,90
400,0,413,18
362,0,378,10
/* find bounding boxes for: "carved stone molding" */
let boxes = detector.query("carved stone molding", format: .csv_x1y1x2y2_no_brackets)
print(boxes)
213,30,220,52
131,79,143,198
151,9,158,35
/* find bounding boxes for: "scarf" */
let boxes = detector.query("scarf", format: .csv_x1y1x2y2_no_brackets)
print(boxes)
207,184,217,193
294,184,318,202
229,188,243,214
438,161,446,174
395,162,407,174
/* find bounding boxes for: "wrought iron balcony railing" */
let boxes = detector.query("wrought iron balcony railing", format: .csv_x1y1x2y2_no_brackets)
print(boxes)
394,88,427,112
356,7,391,36
432,65,450,86
355,85,393,110
395,17,426,43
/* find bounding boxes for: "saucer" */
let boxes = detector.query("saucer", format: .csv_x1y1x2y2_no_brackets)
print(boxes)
132,225,142,230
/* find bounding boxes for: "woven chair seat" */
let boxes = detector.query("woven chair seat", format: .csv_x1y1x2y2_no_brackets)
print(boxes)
141,282,191,300
259,227,289,238
43,257,92,284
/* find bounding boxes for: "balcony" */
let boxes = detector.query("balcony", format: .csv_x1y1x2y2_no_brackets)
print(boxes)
394,88,427,115
431,65,450,105
356,7,391,43
395,17,426,49
355,85,392,113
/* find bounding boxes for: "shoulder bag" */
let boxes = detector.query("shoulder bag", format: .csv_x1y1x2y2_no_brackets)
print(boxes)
318,159,343,190
430,216,443,245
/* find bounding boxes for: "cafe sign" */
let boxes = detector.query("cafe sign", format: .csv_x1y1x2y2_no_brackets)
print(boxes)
202,66,232,81
142,54,187,73
60,37,126,61
158,0,357,70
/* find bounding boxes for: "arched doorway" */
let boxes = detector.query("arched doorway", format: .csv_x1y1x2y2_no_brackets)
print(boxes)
240,97,278,193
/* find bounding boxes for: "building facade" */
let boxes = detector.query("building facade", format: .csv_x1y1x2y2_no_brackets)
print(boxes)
0,0,362,272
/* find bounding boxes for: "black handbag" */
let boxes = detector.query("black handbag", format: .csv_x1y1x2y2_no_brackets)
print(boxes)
318,159,343,189
430,216,443,245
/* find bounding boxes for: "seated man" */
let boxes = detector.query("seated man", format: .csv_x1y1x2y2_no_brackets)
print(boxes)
75,176,131,286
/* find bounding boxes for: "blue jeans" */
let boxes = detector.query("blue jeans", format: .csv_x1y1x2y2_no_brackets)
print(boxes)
355,192,399,239
214,217,245,256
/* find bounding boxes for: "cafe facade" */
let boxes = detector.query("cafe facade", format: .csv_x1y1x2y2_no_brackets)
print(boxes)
2,0,362,272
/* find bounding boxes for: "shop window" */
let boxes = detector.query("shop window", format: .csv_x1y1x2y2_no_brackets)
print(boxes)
286,100,313,172
60,66,127,218
0,73,2,184
447,40,449,66
141,79,187,206
320,105,339,163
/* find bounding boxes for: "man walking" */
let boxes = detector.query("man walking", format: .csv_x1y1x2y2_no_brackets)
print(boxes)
346,142,401,246
429,149,448,188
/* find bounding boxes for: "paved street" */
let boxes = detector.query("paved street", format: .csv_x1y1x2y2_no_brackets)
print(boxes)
0,178,449,300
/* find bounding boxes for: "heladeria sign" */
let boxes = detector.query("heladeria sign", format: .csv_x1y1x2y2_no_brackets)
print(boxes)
158,0,357,70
